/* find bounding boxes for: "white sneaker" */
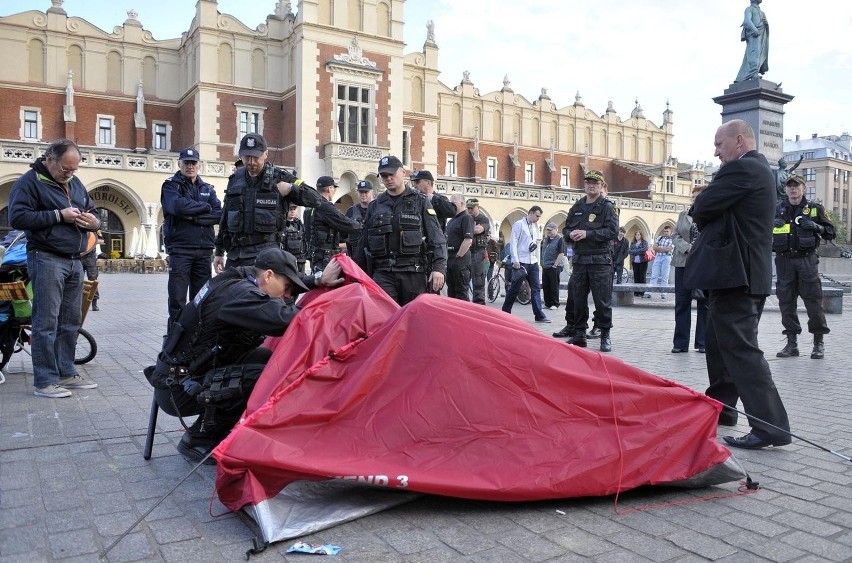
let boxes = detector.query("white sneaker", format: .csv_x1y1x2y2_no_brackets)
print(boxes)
34,384,72,398
58,375,98,389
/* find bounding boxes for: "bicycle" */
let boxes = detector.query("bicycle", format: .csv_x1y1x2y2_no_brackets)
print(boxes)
487,262,531,305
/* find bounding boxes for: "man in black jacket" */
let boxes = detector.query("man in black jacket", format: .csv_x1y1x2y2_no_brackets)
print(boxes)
687,119,791,449
306,176,362,272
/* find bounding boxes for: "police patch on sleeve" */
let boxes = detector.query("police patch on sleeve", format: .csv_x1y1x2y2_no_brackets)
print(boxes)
427,208,436,215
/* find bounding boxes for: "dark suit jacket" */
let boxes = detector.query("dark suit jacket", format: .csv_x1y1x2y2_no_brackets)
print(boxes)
688,150,774,295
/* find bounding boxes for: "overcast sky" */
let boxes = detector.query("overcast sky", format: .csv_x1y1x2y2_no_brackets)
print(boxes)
5,0,851,164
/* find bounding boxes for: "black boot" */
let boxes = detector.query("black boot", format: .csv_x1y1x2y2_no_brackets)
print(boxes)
599,332,612,352
91,299,99,311
568,332,588,347
587,327,601,339
811,334,824,359
776,335,798,358
552,325,574,338
176,417,218,465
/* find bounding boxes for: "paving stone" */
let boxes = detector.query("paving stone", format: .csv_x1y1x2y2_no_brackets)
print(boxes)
665,529,738,559
47,528,99,559
778,530,851,561
373,524,442,555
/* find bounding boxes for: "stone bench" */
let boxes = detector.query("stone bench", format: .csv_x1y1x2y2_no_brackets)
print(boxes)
610,283,844,314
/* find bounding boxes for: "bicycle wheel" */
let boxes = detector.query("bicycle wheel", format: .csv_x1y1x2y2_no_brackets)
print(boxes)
74,328,97,365
517,280,532,305
487,275,502,302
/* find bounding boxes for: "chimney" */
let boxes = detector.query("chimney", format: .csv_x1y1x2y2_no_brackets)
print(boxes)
795,134,800,142
812,133,818,139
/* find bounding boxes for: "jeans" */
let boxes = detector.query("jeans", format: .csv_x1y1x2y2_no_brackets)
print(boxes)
650,253,672,289
27,250,84,388
501,263,547,319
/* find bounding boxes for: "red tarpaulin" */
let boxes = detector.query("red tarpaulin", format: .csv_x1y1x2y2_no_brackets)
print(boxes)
214,256,740,519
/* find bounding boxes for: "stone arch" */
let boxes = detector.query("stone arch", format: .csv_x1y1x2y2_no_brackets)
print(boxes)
451,103,461,136
348,0,362,31
252,48,266,89
106,50,122,91
218,42,233,85
376,2,391,37
28,38,45,83
318,0,332,25
491,109,501,142
532,117,540,147
67,44,84,87
142,55,157,97
411,76,423,112
620,216,651,243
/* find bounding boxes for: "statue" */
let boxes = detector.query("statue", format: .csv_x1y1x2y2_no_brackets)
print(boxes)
775,155,803,199
734,0,769,82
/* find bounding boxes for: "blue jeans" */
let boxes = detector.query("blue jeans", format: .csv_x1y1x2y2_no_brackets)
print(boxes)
27,250,84,388
650,253,672,287
501,263,547,319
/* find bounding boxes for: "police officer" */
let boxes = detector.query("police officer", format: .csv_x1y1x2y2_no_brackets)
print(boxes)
213,133,323,271
306,176,362,272
445,193,474,300
773,174,835,359
412,170,455,231
355,155,447,305
161,147,222,326
146,249,344,464
283,203,307,273
562,170,618,351
345,180,374,255
466,198,491,304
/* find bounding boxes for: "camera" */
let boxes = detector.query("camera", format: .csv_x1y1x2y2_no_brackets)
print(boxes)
529,242,538,252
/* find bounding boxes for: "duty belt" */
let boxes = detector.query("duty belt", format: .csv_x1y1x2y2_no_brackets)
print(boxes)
780,250,814,258
372,257,423,269
233,233,277,247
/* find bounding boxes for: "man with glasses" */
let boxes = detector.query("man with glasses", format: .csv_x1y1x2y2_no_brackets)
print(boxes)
161,148,222,327
355,155,447,305
501,206,550,323
9,139,101,398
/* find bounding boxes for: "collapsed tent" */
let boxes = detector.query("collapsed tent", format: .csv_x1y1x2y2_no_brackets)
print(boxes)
214,256,745,543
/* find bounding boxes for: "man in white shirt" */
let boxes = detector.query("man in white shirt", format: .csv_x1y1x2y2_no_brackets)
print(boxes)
500,206,550,322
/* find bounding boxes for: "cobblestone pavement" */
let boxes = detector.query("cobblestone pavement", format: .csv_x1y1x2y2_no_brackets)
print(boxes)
1,273,850,562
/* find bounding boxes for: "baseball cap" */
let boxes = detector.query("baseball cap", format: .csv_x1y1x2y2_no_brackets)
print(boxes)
584,170,605,183
786,174,806,186
356,180,373,192
378,155,403,174
466,198,480,208
254,248,309,292
239,133,267,157
178,148,200,162
412,170,434,182
316,176,338,189
545,222,558,230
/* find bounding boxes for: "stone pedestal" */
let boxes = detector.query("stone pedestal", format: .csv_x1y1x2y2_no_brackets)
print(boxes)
712,79,794,166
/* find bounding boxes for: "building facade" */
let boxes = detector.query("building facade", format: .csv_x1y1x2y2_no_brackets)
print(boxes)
0,0,702,259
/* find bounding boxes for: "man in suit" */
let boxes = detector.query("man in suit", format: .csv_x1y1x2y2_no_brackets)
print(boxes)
687,119,790,450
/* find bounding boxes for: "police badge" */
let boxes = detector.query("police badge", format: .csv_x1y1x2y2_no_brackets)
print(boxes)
588,213,596,222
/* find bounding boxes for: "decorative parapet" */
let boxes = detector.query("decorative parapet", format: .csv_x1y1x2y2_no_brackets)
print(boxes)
324,142,384,161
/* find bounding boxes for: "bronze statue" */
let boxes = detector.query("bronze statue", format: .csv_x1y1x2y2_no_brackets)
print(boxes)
735,0,769,82
775,156,803,199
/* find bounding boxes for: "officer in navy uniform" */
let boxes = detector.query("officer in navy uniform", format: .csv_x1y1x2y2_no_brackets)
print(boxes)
560,170,618,352
306,176,362,272
283,203,306,273
412,170,455,231
773,174,835,359
147,249,344,464
161,147,222,326
466,198,491,304
213,133,323,271
355,155,447,305
444,193,474,300
345,180,375,255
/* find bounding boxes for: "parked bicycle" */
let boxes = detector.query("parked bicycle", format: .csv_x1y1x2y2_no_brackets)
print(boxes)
487,262,531,305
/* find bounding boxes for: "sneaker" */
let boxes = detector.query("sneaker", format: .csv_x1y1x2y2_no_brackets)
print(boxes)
534,317,552,324
34,384,72,398
57,375,98,389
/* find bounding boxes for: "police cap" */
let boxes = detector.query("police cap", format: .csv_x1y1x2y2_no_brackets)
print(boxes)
255,248,309,291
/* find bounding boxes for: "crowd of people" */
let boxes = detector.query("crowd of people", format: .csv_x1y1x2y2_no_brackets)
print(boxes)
9,120,833,460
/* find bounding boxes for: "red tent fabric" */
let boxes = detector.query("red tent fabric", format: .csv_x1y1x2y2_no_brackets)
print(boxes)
215,256,736,512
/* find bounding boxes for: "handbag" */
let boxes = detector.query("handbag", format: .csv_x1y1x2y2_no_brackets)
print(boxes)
684,211,748,290
644,247,656,262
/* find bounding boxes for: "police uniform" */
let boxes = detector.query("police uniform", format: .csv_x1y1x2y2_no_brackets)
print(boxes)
772,180,835,358
308,200,362,272
355,186,447,306
468,200,491,304
345,181,374,255
445,208,474,300
562,172,618,348
283,214,306,272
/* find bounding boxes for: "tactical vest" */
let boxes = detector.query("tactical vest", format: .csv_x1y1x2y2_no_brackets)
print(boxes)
772,200,820,253
284,219,305,258
366,191,425,268
310,209,340,256
221,165,284,249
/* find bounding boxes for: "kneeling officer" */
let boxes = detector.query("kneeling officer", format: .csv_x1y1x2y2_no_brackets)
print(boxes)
146,248,344,464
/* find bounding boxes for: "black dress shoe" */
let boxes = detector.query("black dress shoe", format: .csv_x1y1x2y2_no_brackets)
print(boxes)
176,433,217,465
567,334,587,347
599,335,611,352
723,433,791,450
552,326,574,338
671,348,688,353
696,346,706,353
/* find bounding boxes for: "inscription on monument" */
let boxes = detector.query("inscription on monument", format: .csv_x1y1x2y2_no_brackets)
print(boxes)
760,118,783,151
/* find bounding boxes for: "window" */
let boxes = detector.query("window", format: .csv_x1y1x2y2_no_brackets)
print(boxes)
240,111,259,137
445,153,456,177
834,188,840,202
804,152,814,160
336,84,372,145
96,115,115,147
525,163,534,184
402,130,410,166
153,122,169,151
665,175,675,193
487,157,497,180
560,167,570,188
806,186,816,201
21,108,40,140
804,168,816,181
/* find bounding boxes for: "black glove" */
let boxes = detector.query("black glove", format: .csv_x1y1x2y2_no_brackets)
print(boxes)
798,217,822,232
289,182,324,208
274,167,299,184
773,218,785,228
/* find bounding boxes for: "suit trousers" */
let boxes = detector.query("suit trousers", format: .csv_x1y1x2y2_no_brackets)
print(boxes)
704,288,790,441
673,267,708,350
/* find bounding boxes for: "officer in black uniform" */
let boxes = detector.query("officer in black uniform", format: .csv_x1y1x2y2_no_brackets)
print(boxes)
560,170,618,351
161,147,222,326
444,193,474,300
306,176,362,272
213,133,323,271
345,180,374,255
146,248,344,464
355,155,447,305
283,203,307,273
773,174,835,359
412,170,455,231
467,198,491,304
